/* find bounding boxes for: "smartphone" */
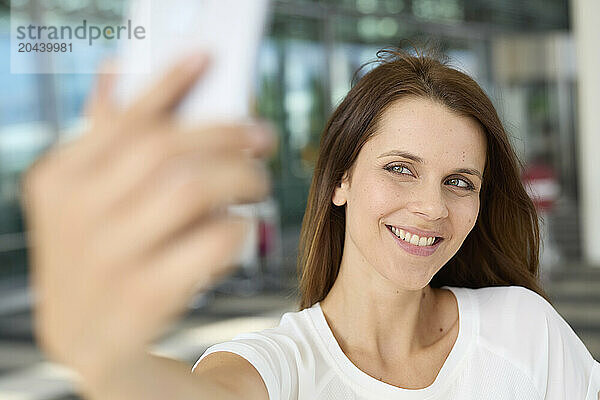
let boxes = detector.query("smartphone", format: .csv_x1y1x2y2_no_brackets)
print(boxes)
114,0,272,269
115,0,271,121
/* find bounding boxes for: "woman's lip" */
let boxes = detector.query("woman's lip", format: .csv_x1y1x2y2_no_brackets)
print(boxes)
386,225,444,256
385,224,444,239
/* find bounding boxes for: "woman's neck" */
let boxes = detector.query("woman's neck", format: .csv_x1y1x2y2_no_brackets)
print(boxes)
319,261,451,362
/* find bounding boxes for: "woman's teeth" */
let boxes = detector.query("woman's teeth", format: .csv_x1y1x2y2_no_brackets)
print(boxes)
389,226,437,247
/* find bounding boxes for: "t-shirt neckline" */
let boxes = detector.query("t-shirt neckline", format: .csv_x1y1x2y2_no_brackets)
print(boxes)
308,286,477,399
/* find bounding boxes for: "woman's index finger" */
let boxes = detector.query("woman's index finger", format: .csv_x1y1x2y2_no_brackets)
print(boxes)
128,52,211,119
83,58,119,119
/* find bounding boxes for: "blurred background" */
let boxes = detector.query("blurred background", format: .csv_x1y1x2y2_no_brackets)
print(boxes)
0,0,599,398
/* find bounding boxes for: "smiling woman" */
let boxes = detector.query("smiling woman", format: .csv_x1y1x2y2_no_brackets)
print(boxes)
298,49,543,309
192,48,599,399
326,96,487,292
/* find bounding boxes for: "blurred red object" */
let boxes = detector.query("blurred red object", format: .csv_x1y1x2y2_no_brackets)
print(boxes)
259,220,274,258
521,162,560,212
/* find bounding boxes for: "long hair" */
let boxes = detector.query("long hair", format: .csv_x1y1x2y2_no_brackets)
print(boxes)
297,47,548,310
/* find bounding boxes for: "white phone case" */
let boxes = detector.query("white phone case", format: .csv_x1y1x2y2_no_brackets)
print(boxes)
115,0,271,121
114,0,272,270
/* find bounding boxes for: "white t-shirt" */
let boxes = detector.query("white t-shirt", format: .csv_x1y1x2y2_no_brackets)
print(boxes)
192,285,600,399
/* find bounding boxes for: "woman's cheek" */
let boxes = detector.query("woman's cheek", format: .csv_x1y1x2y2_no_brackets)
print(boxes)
451,196,480,231
369,184,402,218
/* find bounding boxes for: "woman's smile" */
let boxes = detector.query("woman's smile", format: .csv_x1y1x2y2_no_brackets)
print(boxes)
385,224,445,257
331,96,486,288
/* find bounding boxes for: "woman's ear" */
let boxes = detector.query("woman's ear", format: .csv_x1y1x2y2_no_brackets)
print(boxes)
332,171,349,206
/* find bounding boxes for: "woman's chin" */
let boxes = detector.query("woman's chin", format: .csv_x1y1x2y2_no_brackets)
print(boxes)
380,270,435,292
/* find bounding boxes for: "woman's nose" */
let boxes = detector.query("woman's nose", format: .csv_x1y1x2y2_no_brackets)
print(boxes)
406,184,449,221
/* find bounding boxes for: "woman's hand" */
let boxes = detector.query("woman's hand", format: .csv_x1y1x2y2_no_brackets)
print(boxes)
19,53,276,386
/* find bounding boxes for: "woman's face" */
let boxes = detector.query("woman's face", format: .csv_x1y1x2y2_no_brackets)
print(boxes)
332,97,487,290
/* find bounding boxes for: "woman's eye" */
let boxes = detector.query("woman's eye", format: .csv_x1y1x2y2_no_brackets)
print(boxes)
385,165,476,191
447,178,475,190
386,165,412,175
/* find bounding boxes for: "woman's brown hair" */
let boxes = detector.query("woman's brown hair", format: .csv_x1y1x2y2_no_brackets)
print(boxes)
297,47,549,310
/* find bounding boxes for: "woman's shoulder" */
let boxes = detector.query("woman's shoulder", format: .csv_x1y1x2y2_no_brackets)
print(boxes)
452,285,598,396
230,305,317,346
456,284,558,340
449,284,552,321
193,304,319,368
192,305,319,399
456,284,548,307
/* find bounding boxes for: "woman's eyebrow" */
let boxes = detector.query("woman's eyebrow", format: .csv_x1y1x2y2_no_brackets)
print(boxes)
378,150,424,163
377,150,483,181
454,168,483,181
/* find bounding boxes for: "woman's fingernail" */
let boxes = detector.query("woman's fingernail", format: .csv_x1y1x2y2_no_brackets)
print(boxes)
248,122,275,147
186,52,208,73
